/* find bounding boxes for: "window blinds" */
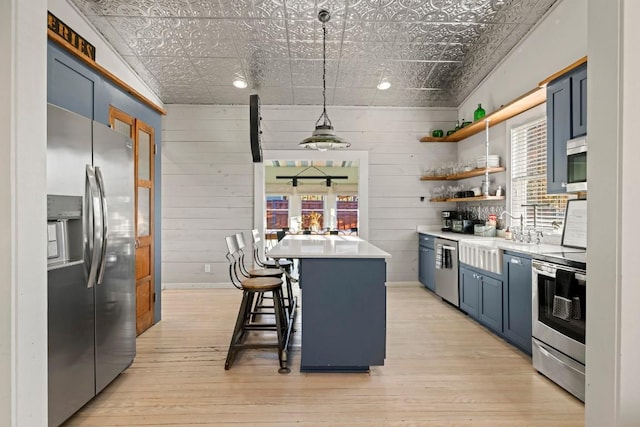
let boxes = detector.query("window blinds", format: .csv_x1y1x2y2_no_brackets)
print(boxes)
510,118,570,231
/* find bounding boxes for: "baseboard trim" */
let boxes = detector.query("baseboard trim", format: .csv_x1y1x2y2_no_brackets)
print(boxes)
162,282,233,290
162,281,420,290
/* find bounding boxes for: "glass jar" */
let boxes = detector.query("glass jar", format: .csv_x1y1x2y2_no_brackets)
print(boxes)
474,103,486,121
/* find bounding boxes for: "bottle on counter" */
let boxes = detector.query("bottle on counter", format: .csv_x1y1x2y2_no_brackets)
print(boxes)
504,227,512,240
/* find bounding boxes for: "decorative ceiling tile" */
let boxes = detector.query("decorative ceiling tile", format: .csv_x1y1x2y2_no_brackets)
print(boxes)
181,39,238,58
218,0,286,19
171,18,234,41
71,0,156,16
446,23,490,44
287,19,320,42
91,17,134,56
342,21,391,43
392,23,452,44
287,40,323,59
137,56,195,80
128,36,185,57
255,87,295,105
235,39,291,60
186,0,224,18
331,88,377,106
160,83,211,99
242,59,292,88
191,57,245,84
316,0,349,18
290,59,339,87
283,0,319,20
338,42,397,62
344,0,379,21
293,87,334,105
335,61,381,88
388,43,448,61
204,87,251,104
121,55,164,92
492,0,554,25
69,0,559,106
149,0,193,17
107,17,178,42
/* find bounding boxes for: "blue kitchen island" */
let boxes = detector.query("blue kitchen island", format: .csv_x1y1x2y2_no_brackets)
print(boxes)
268,234,391,372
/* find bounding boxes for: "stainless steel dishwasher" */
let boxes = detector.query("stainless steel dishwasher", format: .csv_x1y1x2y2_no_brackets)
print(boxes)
434,237,459,306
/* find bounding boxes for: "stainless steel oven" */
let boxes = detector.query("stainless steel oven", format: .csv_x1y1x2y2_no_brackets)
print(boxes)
566,136,587,193
532,259,586,401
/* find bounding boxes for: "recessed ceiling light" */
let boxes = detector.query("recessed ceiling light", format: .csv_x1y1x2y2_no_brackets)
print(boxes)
377,79,391,90
233,78,247,89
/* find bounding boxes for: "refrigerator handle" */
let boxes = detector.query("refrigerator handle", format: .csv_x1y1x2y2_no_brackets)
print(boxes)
85,165,103,288
95,166,109,285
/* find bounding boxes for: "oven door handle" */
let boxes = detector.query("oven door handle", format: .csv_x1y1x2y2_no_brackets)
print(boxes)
532,266,552,277
533,265,587,285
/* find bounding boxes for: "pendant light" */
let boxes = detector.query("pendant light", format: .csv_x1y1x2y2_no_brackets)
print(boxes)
299,9,350,151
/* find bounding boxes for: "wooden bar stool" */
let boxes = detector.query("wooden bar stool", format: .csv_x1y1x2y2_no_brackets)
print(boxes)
224,235,291,373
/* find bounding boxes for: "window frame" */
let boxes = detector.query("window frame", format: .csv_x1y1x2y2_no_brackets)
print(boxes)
265,195,289,231
506,105,572,234
336,195,358,231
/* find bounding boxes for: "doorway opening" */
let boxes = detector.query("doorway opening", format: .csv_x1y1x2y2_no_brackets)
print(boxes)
254,150,369,242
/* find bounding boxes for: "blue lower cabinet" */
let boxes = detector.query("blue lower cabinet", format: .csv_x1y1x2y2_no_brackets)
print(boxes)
503,253,532,354
418,234,436,292
459,267,479,318
478,275,503,334
459,264,503,335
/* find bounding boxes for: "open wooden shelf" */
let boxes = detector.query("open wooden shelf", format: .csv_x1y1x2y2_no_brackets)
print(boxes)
429,195,505,203
420,87,546,143
420,167,505,181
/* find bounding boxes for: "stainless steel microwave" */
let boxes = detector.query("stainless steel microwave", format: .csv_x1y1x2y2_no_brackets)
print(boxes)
566,136,587,193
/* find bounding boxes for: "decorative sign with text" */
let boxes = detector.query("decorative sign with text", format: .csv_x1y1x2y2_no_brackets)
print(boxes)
47,12,96,61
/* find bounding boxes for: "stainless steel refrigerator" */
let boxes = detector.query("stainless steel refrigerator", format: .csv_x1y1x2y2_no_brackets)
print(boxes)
47,104,136,426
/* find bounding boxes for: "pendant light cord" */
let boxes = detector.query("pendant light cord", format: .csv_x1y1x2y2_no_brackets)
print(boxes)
317,20,332,128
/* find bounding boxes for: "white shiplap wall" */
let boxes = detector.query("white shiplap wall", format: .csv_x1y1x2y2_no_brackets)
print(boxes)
162,104,457,285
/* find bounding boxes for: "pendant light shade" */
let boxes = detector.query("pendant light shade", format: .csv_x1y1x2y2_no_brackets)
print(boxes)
299,10,350,151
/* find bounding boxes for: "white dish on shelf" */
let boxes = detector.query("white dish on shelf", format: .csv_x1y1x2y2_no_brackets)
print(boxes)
477,155,500,168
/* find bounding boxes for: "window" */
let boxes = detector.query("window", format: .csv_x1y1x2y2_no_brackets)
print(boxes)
266,195,289,230
301,195,324,229
336,195,358,230
510,118,572,231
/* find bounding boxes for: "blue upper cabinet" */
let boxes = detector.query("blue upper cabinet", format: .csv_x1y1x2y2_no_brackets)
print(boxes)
546,76,571,194
571,65,588,138
47,41,161,131
546,62,587,194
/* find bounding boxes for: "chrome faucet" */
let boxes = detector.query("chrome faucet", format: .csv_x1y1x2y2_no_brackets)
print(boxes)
500,211,524,241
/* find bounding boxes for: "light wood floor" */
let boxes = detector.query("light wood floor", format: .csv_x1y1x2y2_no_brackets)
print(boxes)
65,284,584,426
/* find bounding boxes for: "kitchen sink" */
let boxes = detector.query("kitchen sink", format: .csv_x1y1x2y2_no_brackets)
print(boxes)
458,240,503,274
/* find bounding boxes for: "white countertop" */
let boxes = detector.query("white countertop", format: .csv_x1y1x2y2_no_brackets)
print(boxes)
268,235,392,259
416,225,585,256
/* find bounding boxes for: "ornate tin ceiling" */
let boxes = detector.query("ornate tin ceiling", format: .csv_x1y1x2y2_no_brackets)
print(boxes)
70,0,557,107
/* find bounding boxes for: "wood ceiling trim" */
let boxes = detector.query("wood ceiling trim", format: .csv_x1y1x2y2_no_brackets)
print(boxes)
538,56,588,87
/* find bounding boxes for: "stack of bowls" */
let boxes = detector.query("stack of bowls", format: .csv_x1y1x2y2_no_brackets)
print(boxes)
476,155,500,169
